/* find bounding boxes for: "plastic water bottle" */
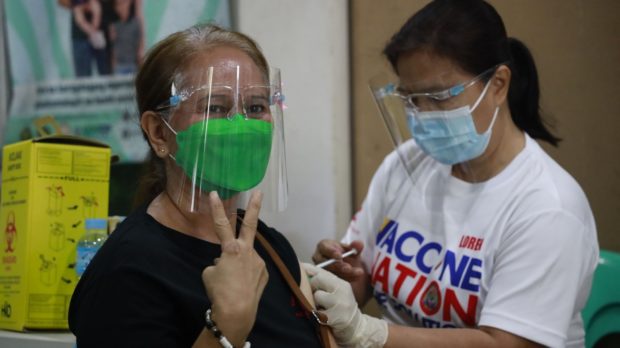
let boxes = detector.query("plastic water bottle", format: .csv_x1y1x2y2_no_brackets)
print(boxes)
76,218,108,278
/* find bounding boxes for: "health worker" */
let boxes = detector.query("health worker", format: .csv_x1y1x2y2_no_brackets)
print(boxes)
308,1,599,347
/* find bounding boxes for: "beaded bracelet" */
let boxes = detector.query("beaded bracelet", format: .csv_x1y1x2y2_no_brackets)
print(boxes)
205,308,251,348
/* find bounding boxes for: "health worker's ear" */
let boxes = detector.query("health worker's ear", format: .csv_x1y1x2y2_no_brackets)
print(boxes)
490,64,511,106
141,111,173,158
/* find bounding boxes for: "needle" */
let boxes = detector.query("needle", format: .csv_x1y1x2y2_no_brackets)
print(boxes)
316,249,358,269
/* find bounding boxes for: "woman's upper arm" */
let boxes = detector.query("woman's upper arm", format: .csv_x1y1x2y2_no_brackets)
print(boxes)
479,326,545,348
480,210,596,347
74,268,188,347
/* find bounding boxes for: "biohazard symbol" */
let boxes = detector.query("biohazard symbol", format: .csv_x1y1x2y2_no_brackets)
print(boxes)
4,211,17,253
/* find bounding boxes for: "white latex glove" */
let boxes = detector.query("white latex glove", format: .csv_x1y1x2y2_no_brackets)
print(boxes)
303,263,388,348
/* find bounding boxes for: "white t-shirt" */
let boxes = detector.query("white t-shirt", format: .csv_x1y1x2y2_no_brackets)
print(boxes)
342,134,598,348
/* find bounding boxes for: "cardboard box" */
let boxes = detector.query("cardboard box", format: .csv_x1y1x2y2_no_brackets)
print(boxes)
0,135,110,331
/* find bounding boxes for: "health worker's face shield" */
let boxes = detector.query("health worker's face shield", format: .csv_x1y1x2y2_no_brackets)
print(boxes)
369,64,500,186
157,65,287,214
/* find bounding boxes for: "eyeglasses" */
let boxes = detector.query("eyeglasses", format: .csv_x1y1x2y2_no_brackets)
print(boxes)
156,84,283,120
394,64,500,111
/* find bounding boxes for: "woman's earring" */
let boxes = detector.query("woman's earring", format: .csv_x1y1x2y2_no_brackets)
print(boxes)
159,147,166,153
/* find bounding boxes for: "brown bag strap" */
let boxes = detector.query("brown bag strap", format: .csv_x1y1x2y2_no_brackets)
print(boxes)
255,232,334,348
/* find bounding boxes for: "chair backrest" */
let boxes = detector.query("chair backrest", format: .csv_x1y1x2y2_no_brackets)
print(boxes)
582,249,620,348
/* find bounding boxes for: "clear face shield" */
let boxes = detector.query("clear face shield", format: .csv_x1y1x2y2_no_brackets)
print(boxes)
157,65,287,214
369,64,500,186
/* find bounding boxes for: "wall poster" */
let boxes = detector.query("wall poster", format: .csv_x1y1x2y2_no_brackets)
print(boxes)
3,0,231,162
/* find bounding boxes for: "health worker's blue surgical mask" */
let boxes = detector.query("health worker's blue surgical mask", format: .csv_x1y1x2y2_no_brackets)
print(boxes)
407,80,499,165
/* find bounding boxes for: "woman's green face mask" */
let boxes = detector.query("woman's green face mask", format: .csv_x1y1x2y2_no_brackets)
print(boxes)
173,114,273,199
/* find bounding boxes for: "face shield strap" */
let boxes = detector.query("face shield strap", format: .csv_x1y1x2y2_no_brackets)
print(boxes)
160,115,178,136
157,114,179,161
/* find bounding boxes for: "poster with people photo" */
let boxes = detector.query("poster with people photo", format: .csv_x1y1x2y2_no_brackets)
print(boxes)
2,0,231,162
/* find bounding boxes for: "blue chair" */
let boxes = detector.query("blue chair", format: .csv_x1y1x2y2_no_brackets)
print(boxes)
582,250,620,348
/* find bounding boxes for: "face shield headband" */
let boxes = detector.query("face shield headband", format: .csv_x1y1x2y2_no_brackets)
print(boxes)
156,65,288,213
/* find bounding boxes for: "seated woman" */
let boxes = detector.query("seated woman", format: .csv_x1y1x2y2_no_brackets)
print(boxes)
69,24,329,348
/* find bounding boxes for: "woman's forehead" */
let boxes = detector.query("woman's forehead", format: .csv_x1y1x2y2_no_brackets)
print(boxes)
395,50,470,91
180,48,267,86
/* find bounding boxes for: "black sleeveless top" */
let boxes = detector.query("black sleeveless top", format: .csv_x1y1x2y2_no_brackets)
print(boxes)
69,205,321,347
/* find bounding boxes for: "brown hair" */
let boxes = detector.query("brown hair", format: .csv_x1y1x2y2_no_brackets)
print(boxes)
133,24,269,208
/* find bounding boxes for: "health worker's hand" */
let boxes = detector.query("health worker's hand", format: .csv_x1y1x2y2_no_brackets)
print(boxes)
201,191,268,347
303,263,388,348
312,239,365,282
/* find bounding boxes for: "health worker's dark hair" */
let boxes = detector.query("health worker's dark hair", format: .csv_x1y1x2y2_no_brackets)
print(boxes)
384,0,560,146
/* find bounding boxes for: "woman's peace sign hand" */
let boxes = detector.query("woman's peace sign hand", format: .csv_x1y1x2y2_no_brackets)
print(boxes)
201,191,268,347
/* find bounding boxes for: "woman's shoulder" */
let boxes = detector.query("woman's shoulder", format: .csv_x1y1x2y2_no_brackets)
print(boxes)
235,210,293,249
500,135,596,249
257,219,293,250
237,210,301,280
96,205,172,266
519,135,592,214
106,205,155,245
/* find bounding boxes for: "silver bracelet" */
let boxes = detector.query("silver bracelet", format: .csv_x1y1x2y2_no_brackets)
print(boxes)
205,308,251,348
